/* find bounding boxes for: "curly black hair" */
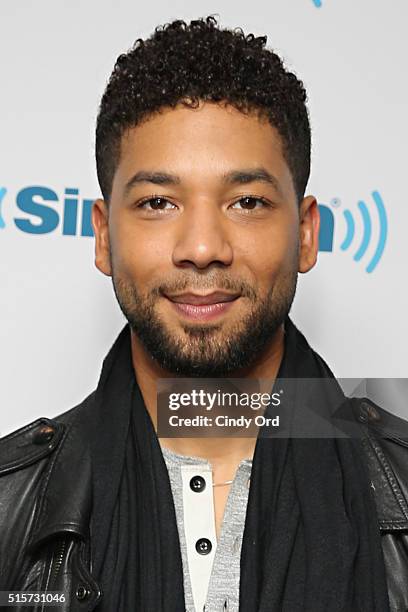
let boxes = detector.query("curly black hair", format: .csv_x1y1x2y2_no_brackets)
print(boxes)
95,16,311,203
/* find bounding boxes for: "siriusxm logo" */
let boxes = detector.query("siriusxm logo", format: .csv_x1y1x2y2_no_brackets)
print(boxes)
318,191,387,273
0,185,387,273
0,186,94,236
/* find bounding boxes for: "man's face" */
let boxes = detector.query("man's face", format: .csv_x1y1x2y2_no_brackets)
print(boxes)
93,102,319,376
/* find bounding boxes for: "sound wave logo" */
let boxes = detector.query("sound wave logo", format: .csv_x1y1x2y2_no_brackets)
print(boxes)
319,190,388,273
0,188,6,229
340,191,387,273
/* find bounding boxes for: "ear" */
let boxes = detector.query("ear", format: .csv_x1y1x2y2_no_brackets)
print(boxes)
92,198,112,276
298,195,320,273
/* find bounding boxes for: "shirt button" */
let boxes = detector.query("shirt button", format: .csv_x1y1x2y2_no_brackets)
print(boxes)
190,475,206,492
195,537,212,555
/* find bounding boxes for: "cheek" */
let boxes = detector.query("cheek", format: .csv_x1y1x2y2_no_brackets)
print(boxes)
240,222,298,281
110,218,173,282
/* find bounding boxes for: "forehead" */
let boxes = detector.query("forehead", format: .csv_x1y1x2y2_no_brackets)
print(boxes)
114,101,295,197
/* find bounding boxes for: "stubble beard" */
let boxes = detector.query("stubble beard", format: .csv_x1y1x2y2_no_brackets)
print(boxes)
110,264,298,378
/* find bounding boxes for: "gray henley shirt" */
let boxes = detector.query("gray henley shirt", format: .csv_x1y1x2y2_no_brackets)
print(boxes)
161,445,252,612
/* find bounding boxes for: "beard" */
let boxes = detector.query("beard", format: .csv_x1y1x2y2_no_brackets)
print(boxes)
111,262,298,378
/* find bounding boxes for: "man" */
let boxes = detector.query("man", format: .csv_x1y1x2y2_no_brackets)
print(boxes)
1,15,408,612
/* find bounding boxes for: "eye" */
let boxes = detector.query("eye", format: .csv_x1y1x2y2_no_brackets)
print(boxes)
135,195,271,214
230,196,271,213
136,196,177,212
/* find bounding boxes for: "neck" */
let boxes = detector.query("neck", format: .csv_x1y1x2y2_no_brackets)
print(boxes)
130,324,285,466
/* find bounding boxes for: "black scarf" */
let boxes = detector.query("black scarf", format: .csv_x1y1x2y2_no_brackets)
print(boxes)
89,316,390,611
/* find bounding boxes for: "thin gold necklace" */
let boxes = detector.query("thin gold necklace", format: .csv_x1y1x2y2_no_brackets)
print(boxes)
213,477,251,487
212,480,233,487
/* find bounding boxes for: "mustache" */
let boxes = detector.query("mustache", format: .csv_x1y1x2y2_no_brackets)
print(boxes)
152,275,257,300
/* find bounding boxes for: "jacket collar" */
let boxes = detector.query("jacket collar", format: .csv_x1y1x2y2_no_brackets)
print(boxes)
26,393,96,552
351,397,408,530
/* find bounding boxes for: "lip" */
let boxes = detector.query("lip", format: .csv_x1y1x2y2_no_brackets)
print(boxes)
164,291,241,322
164,291,240,305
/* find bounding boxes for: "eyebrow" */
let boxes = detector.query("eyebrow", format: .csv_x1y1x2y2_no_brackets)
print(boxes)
123,167,282,196
223,168,282,193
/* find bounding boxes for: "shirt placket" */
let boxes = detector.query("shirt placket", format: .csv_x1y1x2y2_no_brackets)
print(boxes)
181,463,217,612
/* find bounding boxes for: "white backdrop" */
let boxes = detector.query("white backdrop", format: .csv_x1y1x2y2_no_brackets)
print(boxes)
1,0,407,437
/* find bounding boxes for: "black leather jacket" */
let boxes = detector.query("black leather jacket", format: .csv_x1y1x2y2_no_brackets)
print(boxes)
1,393,408,612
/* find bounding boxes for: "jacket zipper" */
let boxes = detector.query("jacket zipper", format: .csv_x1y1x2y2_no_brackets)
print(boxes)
39,538,68,612
50,537,67,583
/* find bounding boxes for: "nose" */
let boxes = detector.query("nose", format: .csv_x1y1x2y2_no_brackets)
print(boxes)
172,203,233,269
